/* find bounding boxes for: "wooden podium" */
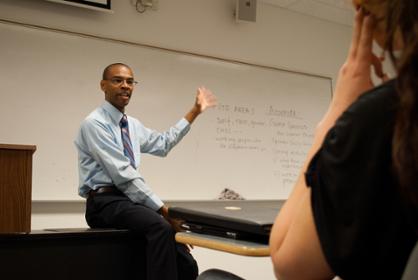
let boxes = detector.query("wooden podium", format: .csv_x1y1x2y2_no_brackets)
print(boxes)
0,144,36,233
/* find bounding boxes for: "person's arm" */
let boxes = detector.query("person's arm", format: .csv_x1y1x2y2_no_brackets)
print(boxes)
139,86,217,156
184,86,217,124
269,9,387,279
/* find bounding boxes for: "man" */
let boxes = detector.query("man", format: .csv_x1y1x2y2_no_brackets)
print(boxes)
75,63,217,280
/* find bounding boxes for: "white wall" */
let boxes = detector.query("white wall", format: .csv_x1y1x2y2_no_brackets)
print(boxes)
0,0,350,78
1,0,352,279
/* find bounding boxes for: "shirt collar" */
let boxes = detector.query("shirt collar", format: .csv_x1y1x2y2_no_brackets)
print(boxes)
102,100,125,125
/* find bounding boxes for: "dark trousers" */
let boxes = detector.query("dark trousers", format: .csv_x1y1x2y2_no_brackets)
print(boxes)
85,192,198,280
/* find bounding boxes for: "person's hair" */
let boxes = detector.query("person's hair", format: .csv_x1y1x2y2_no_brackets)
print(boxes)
372,0,418,206
102,63,131,80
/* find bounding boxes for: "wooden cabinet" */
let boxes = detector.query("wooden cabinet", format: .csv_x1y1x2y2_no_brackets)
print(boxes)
0,144,36,233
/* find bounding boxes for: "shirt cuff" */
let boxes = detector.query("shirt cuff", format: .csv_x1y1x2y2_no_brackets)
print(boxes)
147,194,164,211
176,118,191,132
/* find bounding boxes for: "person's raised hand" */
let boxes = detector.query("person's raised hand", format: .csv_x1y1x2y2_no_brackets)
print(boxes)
332,8,388,110
195,86,217,113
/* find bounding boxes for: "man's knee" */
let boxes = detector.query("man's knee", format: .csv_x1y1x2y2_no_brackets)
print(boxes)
148,217,175,239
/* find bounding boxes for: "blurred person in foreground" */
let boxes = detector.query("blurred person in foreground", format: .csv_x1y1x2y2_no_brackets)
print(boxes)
269,1,418,279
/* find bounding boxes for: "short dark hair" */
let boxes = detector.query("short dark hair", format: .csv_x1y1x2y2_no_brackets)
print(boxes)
102,63,131,80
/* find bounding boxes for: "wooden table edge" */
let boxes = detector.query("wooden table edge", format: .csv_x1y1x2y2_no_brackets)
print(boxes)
175,232,270,257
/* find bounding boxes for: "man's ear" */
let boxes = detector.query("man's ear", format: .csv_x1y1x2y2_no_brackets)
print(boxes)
100,80,106,92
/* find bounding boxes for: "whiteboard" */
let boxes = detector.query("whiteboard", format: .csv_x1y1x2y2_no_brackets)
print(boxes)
0,20,332,201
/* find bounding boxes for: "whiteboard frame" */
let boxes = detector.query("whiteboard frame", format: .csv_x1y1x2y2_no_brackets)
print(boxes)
0,18,333,201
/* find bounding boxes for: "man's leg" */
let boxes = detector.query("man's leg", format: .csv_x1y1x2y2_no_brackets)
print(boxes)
176,243,199,280
86,193,197,280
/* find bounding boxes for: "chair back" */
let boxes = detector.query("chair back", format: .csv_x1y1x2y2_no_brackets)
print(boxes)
401,241,418,280
197,269,245,280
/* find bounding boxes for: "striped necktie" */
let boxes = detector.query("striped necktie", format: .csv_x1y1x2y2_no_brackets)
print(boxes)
120,115,136,168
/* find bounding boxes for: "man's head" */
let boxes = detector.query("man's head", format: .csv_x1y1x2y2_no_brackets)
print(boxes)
100,63,137,113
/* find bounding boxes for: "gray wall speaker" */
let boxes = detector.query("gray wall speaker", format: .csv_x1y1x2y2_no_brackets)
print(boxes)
235,0,257,22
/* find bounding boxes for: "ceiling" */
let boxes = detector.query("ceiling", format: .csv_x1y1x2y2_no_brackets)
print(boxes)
261,0,355,26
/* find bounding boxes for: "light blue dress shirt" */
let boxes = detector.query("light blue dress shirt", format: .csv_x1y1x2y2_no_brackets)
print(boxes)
75,101,191,211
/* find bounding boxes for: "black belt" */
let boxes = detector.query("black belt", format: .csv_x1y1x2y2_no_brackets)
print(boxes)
88,186,121,197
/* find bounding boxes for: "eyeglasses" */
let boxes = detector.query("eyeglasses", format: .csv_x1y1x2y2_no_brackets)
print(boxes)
106,77,138,87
